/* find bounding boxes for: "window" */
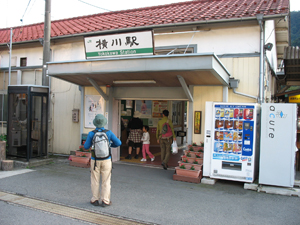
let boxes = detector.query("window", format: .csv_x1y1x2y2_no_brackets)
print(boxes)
20,57,27,67
155,44,197,55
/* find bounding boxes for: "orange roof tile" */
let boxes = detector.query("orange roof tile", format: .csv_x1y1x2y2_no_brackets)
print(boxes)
0,0,289,45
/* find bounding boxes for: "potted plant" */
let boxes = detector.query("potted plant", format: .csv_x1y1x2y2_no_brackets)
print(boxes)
75,150,91,157
187,150,197,158
75,145,92,157
175,163,201,178
182,155,197,164
70,154,90,165
200,141,204,147
182,158,189,163
195,153,203,164
196,150,203,158
178,160,202,171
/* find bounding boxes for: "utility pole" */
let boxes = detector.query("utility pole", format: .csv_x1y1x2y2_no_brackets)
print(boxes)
8,28,13,86
42,0,51,87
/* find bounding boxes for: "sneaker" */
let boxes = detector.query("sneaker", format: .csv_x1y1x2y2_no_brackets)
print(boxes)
125,155,132,159
90,200,100,206
134,155,139,159
140,158,146,162
151,156,155,162
100,201,112,207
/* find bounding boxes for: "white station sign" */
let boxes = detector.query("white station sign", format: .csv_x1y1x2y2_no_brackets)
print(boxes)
84,30,154,59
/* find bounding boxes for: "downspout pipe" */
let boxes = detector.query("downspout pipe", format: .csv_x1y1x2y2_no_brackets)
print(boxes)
233,88,258,100
257,14,265,104
230,78,258,101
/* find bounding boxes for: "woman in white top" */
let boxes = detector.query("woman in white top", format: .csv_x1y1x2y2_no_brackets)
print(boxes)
140,125,155,162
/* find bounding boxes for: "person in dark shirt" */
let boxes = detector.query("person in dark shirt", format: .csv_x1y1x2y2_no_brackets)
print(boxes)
125,111,143,159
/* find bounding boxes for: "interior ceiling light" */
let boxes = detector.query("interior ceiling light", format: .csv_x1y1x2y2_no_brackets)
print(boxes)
113,80,156,84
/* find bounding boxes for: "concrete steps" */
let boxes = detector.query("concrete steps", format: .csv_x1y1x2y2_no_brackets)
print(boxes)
3,157,54,170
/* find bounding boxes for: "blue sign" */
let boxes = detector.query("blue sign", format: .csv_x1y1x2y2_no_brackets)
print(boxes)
242,121,254,156
213,153,240,161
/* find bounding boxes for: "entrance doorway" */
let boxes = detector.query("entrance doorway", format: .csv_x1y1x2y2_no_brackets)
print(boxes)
118,99,187,168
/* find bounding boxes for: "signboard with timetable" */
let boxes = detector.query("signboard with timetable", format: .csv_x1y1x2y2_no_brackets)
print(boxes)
84,31,154,59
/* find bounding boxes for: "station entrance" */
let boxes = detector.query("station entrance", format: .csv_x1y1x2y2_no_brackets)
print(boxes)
118,99,187,168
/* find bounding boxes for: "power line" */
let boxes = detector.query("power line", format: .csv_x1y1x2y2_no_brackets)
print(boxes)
21,0,32,23
78,0,112,12
27,0,37,16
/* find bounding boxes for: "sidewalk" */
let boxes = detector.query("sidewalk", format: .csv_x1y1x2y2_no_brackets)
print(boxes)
0,157,300,225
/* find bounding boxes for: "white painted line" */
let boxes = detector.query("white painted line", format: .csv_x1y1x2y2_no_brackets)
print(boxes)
0,169,35,179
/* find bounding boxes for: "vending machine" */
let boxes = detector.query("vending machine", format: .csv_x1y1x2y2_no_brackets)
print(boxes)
203,102,260,183
259,103,297,188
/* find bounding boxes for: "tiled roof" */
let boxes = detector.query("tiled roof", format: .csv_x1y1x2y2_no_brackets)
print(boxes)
0,0,289,45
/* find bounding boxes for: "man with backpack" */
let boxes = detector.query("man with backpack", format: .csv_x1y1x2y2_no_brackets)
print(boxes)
84,114,121,207
156,110,176,170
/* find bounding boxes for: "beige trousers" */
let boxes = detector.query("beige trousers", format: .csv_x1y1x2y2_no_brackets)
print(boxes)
90,159,112,204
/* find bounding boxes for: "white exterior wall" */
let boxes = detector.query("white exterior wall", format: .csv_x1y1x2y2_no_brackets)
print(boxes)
265,20,277,72
155,26,260,54
191,57,260,144
0,26,260,67
0,24,264,154
0,46,43,67
50,78,81,154
49,41,83,154
264,20,277,102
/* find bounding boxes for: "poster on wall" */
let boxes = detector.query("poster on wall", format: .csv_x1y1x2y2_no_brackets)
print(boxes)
85,95,105,128
152,101,168,118
126,100,133,108
135,100,152,117
194,111,202,134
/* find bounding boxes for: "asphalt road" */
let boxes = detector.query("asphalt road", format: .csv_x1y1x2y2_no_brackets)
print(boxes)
0,158,300,225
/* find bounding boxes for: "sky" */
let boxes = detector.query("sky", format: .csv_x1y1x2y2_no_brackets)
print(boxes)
0,0,299,29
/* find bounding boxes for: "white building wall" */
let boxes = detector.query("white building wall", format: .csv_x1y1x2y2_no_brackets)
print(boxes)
265,20,277,72
51,41,86,61
0,26,260,67
155,26,260,54
0,46,43,67
50,78,81,154
0,24,264,154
